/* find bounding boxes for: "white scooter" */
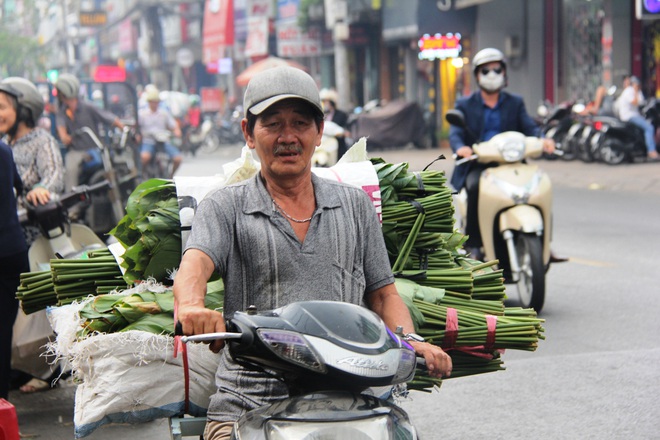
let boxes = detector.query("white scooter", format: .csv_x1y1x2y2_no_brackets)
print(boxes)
446,110,556,312
311,120,344,167
12,182,110,382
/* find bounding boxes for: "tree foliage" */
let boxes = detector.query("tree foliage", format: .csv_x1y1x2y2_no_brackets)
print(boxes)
0,29,46,78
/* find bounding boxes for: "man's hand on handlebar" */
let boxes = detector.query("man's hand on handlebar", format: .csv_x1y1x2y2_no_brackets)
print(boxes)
456,145,474,158
176,304,226,353
542,138,556,154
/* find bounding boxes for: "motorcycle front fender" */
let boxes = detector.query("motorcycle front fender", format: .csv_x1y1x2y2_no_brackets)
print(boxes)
498,205,544,234
497,205,550,265
28,224,105,271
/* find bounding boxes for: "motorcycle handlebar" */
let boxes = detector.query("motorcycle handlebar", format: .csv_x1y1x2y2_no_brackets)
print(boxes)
58,180,112,210
174,320,242,343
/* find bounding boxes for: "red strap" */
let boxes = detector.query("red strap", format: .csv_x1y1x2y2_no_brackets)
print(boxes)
172,302,190,414
443,307,459,349
485,315,497,350
181,342,190,414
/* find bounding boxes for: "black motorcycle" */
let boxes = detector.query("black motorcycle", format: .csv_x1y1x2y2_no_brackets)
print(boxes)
537,100,572,160
174,301,422,439
589,99,660,165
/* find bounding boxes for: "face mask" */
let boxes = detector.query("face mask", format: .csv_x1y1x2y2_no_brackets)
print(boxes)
478,70,505,93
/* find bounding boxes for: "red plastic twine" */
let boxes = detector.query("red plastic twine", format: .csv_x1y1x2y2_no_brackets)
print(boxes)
443,307,459,349
173,303,191,414
485,315,497,351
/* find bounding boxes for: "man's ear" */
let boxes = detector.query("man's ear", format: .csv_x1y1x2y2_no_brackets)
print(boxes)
241,118,254,149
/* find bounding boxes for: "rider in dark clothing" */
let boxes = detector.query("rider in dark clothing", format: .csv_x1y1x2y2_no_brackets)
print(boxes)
449,48,554,260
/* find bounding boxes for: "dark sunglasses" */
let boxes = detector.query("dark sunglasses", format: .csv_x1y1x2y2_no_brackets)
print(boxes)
480,67,503,75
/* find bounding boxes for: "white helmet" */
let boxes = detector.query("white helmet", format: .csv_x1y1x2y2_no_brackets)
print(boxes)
319,88,339,106
144,85,161,102
472,48,507,75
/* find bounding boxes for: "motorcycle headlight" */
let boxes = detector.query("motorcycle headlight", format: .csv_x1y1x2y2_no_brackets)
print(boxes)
498,138,526,162
257,329,326,374
266,416,392,440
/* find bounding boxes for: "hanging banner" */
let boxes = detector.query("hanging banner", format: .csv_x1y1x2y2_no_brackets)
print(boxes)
203,0,235,64
245,16,269,57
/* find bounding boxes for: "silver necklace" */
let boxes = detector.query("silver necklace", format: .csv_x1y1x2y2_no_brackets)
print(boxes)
272,198,312,223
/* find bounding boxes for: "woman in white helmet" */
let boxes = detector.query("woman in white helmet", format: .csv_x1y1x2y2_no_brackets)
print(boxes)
0,77,64,210
0,76,65,394
448,48,554,261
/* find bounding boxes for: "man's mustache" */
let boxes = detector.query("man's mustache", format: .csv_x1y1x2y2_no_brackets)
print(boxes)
273,145,303,155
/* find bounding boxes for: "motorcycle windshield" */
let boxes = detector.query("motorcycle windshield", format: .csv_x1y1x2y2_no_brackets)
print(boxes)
276,301,393,350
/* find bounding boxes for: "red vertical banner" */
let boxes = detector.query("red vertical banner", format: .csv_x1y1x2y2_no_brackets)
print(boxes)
203,0,235,65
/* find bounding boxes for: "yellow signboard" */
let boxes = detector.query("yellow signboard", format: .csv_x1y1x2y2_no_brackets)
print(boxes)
80,11,107,27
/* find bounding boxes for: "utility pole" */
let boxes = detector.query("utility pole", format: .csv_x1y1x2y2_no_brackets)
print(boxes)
60,0,72,70
325,0,351,109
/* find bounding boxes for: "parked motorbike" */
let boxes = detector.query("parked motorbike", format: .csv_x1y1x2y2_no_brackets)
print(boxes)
75,126,137,237
536,100,572,160
446,110,557,312
588,98,660,165
173,300,420,439
142,129,176,180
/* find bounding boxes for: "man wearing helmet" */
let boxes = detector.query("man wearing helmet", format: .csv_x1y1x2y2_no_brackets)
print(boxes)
137,85,183,177
448,48,554,261
54,73,126,192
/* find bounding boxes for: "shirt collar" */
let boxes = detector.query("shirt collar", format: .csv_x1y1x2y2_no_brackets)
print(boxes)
243,172,342,217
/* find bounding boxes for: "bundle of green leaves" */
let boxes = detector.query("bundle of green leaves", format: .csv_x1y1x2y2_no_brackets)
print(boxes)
372,157,545,392
109,179,181,285
78,278,224,337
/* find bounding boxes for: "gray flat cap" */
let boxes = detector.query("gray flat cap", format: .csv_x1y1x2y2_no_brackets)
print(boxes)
243,66,323,117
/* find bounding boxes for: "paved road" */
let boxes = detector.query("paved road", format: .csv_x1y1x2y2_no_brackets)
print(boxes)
8,146,660,439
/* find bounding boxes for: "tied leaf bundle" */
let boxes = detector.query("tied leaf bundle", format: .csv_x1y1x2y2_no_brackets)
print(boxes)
109,179,181,285
78,278,225,337
16,248,128,314
372,157,545,392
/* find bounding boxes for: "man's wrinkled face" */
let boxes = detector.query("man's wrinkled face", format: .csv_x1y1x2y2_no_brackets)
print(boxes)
244,99,323,179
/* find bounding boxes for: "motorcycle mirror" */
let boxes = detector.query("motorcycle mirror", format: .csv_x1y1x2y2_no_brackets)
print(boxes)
537,104,549,118
572,103,586,114
445,109,466,127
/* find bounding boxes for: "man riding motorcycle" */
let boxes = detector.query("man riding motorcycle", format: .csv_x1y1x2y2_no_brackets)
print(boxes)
449,48,555,261
55,73,126,192
137,86,183,177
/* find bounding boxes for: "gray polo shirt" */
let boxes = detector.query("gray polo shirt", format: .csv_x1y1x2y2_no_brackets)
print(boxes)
184,172,395,421
186,172,394,317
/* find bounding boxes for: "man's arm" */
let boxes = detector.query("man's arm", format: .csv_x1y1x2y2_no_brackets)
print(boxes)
365,283,452,378
173,248,226,352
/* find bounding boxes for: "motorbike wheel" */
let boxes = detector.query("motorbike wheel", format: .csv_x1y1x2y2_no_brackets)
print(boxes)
513,233,545,313
198,131,220,154
599,138,627,165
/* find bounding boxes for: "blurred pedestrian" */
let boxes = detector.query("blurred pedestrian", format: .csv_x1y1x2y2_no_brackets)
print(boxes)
615,75,659,160
320,88,350,159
